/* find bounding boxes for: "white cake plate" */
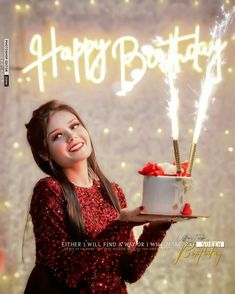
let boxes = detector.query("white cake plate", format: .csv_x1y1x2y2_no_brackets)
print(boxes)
139,211,209,222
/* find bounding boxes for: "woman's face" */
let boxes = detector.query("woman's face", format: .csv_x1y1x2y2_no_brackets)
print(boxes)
46,110,92,168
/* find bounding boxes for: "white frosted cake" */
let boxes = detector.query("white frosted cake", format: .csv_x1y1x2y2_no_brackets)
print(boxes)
139,162,192,215
141,175,192,215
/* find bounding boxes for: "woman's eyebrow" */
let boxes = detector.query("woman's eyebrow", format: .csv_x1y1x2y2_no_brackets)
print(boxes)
48,118,78,136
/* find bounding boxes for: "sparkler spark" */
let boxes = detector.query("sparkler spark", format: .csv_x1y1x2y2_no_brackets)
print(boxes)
162,30,182,173
193,6,235,144
165,32,180,140
187,6,235,175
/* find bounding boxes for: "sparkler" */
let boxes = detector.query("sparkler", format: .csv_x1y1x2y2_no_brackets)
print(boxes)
186,6,235,175
164,31,182,174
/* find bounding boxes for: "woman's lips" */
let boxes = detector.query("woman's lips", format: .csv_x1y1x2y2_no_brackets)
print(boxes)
69,142,84,152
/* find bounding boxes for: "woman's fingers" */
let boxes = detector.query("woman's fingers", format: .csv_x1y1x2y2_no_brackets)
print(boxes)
117,206,179,224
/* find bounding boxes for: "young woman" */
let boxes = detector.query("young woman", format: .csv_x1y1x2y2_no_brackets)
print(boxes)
24,99,175,293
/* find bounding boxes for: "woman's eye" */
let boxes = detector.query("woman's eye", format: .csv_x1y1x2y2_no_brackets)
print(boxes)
71,123,80,129
53,133,63,141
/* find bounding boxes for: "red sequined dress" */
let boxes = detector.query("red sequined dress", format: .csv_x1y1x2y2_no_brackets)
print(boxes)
24,177,168,294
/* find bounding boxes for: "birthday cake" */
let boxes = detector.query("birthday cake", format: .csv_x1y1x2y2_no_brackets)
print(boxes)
138,162,192,215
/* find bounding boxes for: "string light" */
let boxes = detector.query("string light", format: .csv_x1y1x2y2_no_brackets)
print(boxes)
17,77,23,83
195,157,201,164
121,162,126,168
207,273,212,279
163,279,168,285
128,126,133,132
54,0,61,7
201,217,207,221
103,128,109,134
157,128,162,133
124,0,130,3
4,201,11,208
15,4,31,13
15,4,21,11
14,272,20,278
227,67,233,73
13,142,19,149
219,192,224,197
26,76,31,82
224,130,229,135
1,275,8,281
65,65,71,71
25,4,30,10
90,0,96,5
228,147,234,152
159,0,164,4
194,1,199,7
225,0,230,4
188,128,193,134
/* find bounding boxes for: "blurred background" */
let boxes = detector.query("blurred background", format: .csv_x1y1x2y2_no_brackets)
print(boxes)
0,0,235,293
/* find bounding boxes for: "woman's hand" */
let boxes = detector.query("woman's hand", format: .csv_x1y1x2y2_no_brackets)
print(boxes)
116,206,177,230
116,206,150,223
146,220,176,231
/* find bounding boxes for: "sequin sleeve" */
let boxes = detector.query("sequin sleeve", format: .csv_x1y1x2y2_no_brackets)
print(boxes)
113,183,168,284
30,177,92,288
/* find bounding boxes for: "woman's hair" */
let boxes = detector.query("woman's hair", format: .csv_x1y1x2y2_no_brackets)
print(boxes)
25,99,121,241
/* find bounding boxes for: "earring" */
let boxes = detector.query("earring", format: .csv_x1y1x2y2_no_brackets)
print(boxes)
39,153,48,161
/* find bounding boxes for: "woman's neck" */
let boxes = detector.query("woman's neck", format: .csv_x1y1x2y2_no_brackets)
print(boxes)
63,160,92,187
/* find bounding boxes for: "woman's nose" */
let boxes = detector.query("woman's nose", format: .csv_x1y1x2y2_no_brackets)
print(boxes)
67,131,77,143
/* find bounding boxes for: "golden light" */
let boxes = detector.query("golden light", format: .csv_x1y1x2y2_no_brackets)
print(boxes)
14,272,20,278
103,128,109,134
25,4,31,10
121,162,126,168
124,0,130,3
227,67,233,73
26,76,31,82
65,65,71,71
194,1,199,7
195,157,201,164
219,192,224,197
15,4,21,11
224,129,229,135
157,128,162,133
90,0,96,5
201,217,207,221
4,201,11,208
225,0,230,4
1,275,8,281
207,273,212,279
13,142,19,149
17,77,23,83
163,279,168,285
228,147,234,152
128,126,133,132
54,0,61,7
159,0,164,4
188,128,193,134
